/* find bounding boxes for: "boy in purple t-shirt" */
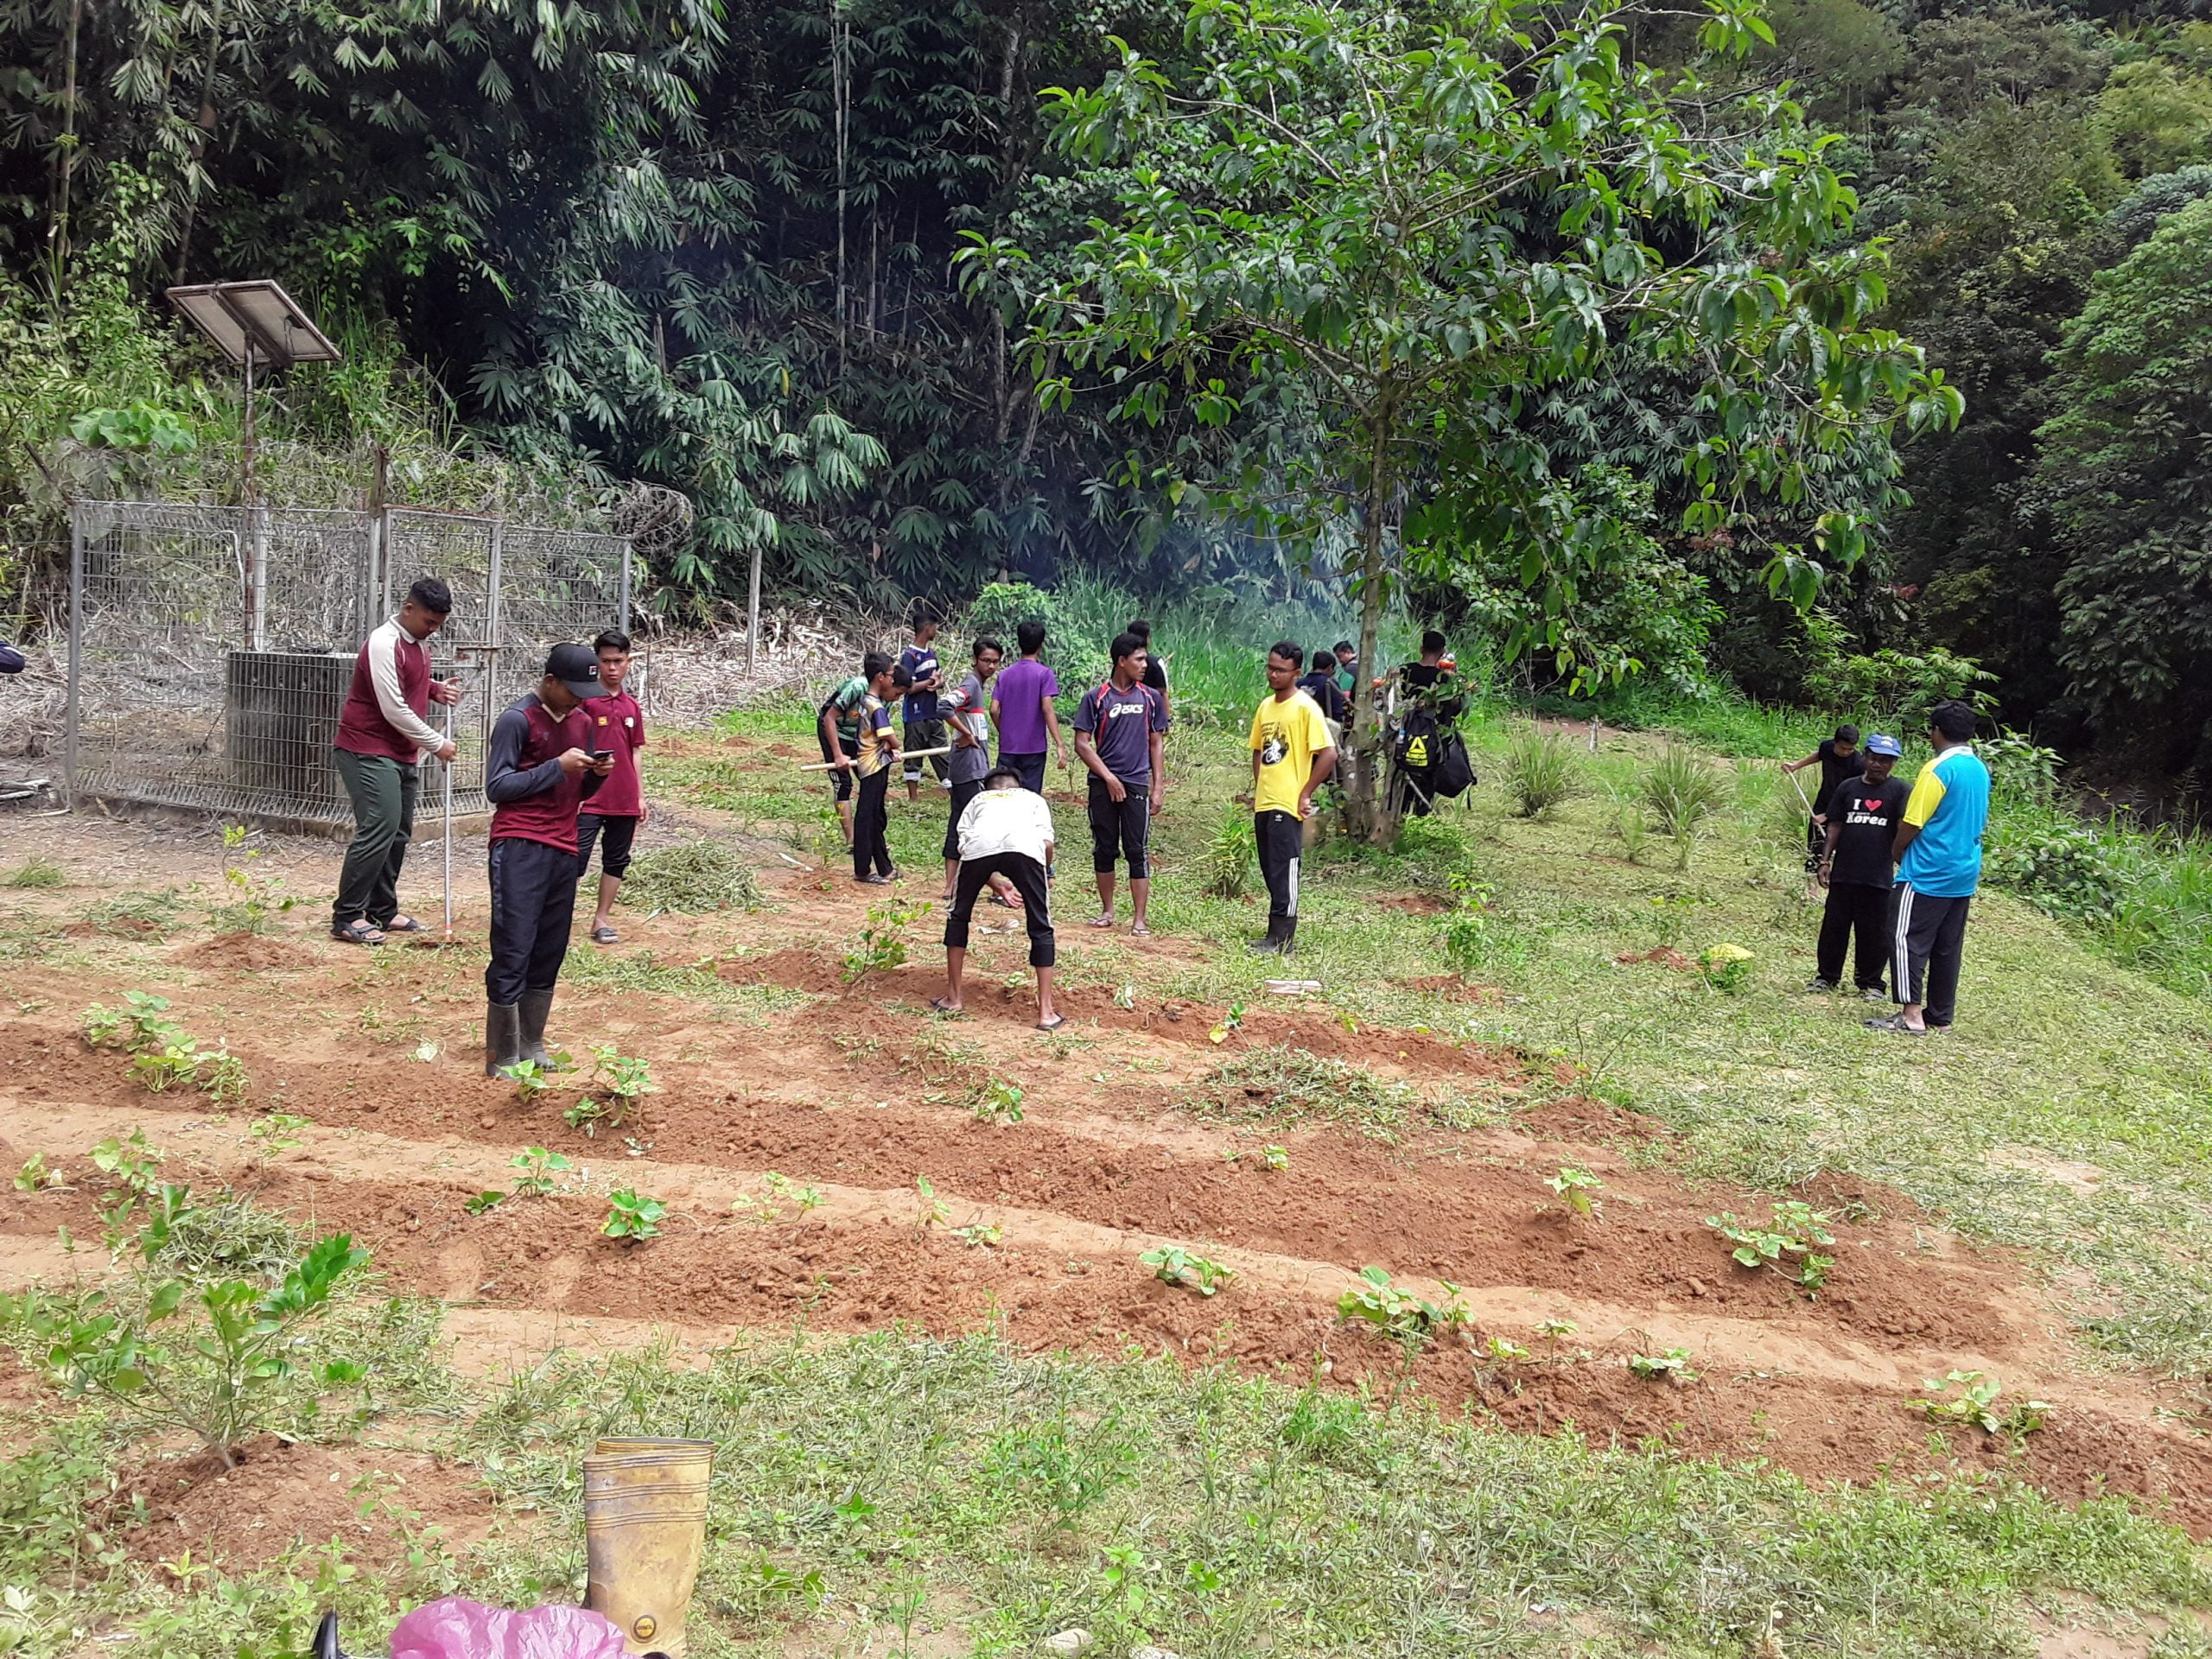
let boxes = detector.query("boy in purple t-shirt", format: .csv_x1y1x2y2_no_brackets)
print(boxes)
1073,632,1170,936
991,618,1066,792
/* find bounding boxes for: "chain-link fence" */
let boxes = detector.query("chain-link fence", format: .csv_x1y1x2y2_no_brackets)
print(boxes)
67,500,630,826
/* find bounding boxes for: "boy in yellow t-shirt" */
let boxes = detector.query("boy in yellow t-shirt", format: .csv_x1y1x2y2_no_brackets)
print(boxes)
1248,641,1338,957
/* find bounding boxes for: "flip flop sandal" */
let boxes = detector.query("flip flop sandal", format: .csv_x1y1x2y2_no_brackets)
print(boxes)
331,919,386,947
1130,924,1153,938
591,926,620,945
382,915,426,934
1088,916,1116,929
929,997,962,1014
1864,1014,1929,1034
1035,1014,1068,1033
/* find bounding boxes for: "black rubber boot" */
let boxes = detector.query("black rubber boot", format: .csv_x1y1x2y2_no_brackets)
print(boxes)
484,1001,524,1077
517,988,556,1067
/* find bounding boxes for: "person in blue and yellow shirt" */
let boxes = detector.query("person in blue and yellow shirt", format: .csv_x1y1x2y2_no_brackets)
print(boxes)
1868,699,1990,1035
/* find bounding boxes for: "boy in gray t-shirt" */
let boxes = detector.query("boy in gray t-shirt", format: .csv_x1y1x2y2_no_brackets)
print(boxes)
942,637,1014,903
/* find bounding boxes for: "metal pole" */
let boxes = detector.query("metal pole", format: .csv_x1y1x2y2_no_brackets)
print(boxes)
64,507,82,810
619,537,633,633
367,443,389,627
747,543,761,675
241,340,259,649
442,696,454,944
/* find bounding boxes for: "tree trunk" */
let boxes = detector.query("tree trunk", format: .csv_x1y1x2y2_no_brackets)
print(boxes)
1344,414,1398,846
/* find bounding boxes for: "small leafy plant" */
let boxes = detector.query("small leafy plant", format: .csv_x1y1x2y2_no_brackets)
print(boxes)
1628,1347,1700,1382
1203,808,1255,898
1628,1347,1699,1381
1546,1166,1605,1220
1707,1200,1836,1291
1141,1246,1233,1297
955,1222,1003,1249
464,1191,506,1217
602,1190,667,1241
17,1230,369,1467
14,1154,63,1192
914,1176,952,1230
500,1059,551,1103
844,898,931,982
1699,943,1756,994
130,1033,205,1094
1337,1266,1468,1346
509,1147,573,1198
248,1112,309,1166
973,1076,1026,1125
1915,1370,2050,1437
1441,874,1496,973
1208,1001,1249,1046
82,991,176,1052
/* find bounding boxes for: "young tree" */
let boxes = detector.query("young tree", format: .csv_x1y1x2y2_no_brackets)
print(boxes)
984,0,1961,840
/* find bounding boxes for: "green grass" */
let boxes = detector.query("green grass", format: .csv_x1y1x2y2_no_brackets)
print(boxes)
3,856,64,888
1193,1046,1505,1138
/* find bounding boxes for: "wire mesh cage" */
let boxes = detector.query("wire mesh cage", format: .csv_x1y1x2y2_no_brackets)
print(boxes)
67,501,630,827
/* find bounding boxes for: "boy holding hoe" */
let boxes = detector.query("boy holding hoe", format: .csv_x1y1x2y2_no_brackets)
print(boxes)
483,644,613,1075
821,652,911,884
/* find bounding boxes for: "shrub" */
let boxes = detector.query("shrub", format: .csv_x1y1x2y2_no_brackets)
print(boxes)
1204,807,1255,899
1699,944,1756,993
1642,746,1728,841
1502,726,1579,818
1985,817,2124,923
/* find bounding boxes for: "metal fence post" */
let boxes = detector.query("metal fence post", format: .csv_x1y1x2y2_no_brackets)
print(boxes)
64,507,82,810
619,538,633,633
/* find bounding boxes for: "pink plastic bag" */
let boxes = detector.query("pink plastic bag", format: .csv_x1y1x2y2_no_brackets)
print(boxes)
388,1599,632,1659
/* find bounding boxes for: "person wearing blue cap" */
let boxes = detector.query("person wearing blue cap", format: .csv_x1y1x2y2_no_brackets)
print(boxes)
1811,734,1909,997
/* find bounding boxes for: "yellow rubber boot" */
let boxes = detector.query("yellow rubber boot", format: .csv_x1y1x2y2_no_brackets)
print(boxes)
582,1439,714,1657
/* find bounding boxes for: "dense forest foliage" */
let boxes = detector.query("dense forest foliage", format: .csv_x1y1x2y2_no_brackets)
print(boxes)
0,0,2208,788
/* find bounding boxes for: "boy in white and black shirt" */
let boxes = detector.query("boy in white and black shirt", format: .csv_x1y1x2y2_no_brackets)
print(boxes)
1811,733,1908,996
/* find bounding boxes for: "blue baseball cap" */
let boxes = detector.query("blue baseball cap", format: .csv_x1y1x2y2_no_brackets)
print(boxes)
1866,734,1903,758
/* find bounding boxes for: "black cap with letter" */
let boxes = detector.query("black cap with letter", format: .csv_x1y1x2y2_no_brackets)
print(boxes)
545,642,613,700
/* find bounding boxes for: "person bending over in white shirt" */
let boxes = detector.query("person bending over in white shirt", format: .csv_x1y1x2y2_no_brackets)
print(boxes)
931,766,1061,1031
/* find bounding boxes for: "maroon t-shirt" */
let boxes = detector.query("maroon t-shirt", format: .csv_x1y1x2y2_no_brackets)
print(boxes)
487,696,595,854
582,690,645,817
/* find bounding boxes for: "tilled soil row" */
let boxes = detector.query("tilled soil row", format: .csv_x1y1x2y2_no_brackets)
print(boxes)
5,1092,2212,1532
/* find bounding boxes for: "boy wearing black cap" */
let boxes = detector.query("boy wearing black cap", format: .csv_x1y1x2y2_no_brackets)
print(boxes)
482,643,613,1076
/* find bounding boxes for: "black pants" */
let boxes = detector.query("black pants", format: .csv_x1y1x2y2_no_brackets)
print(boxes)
819,728,855,802
944,852,1055,967
1088,778,1151,879
853,767,893,880
1817,880,1888,991
943,776,982,862
1256,809,1303,941
575,812,638,880
486,837,578,1006
1891,882,1971,1027
903,720,948,784
332,750,418,929
999,751,1046,793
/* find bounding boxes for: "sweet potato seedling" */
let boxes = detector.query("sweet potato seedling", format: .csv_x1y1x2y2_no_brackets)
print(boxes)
602,1190,667,1241
499,1059,551,1104
1628,1347,1700,1382
1707,1200,1836,1290
1915,1370,2050,1438
14,1154,63,1192
973,1077,1026,1125
464,1191,505,1217
956,1223,1003,1249
1546,1166,1604,1220
509,1147,573,1198
247,1113,309,1167
1141,1246,1233,1297
914,1177,953,1230
1337,1267,1469,1346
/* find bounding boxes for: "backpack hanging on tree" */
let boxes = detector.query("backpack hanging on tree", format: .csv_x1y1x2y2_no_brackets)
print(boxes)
1432,730,1477,799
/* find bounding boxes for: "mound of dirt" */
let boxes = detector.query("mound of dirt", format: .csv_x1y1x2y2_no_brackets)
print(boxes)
111,1435,493,1572
718,946,849,995
1374,892,1447,914
1616,946,1694,970
174,930,315,971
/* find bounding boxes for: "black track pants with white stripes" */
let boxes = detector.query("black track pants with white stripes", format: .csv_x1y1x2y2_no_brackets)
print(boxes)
1256,809,1304,944
1889,881,1971,1027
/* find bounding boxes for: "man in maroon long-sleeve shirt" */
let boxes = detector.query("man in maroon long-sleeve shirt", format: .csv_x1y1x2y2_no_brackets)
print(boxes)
330,578,464,945
482,644,612,1076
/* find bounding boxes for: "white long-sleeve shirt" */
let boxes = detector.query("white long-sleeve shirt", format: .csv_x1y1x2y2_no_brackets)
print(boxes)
365,615,447,757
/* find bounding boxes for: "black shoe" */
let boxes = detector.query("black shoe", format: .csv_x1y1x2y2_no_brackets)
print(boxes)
484,1001,523,1077
1250,936,1284,957
1803,977,1838,993
517,989,556,1067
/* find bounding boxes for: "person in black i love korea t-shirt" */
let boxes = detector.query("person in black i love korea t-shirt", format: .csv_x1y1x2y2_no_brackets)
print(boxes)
1809,734,1910,996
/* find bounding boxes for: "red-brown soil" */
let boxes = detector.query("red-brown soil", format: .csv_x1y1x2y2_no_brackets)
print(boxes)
108,1434,494,1573
5,823,2210,1539
1617,946,1696,970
